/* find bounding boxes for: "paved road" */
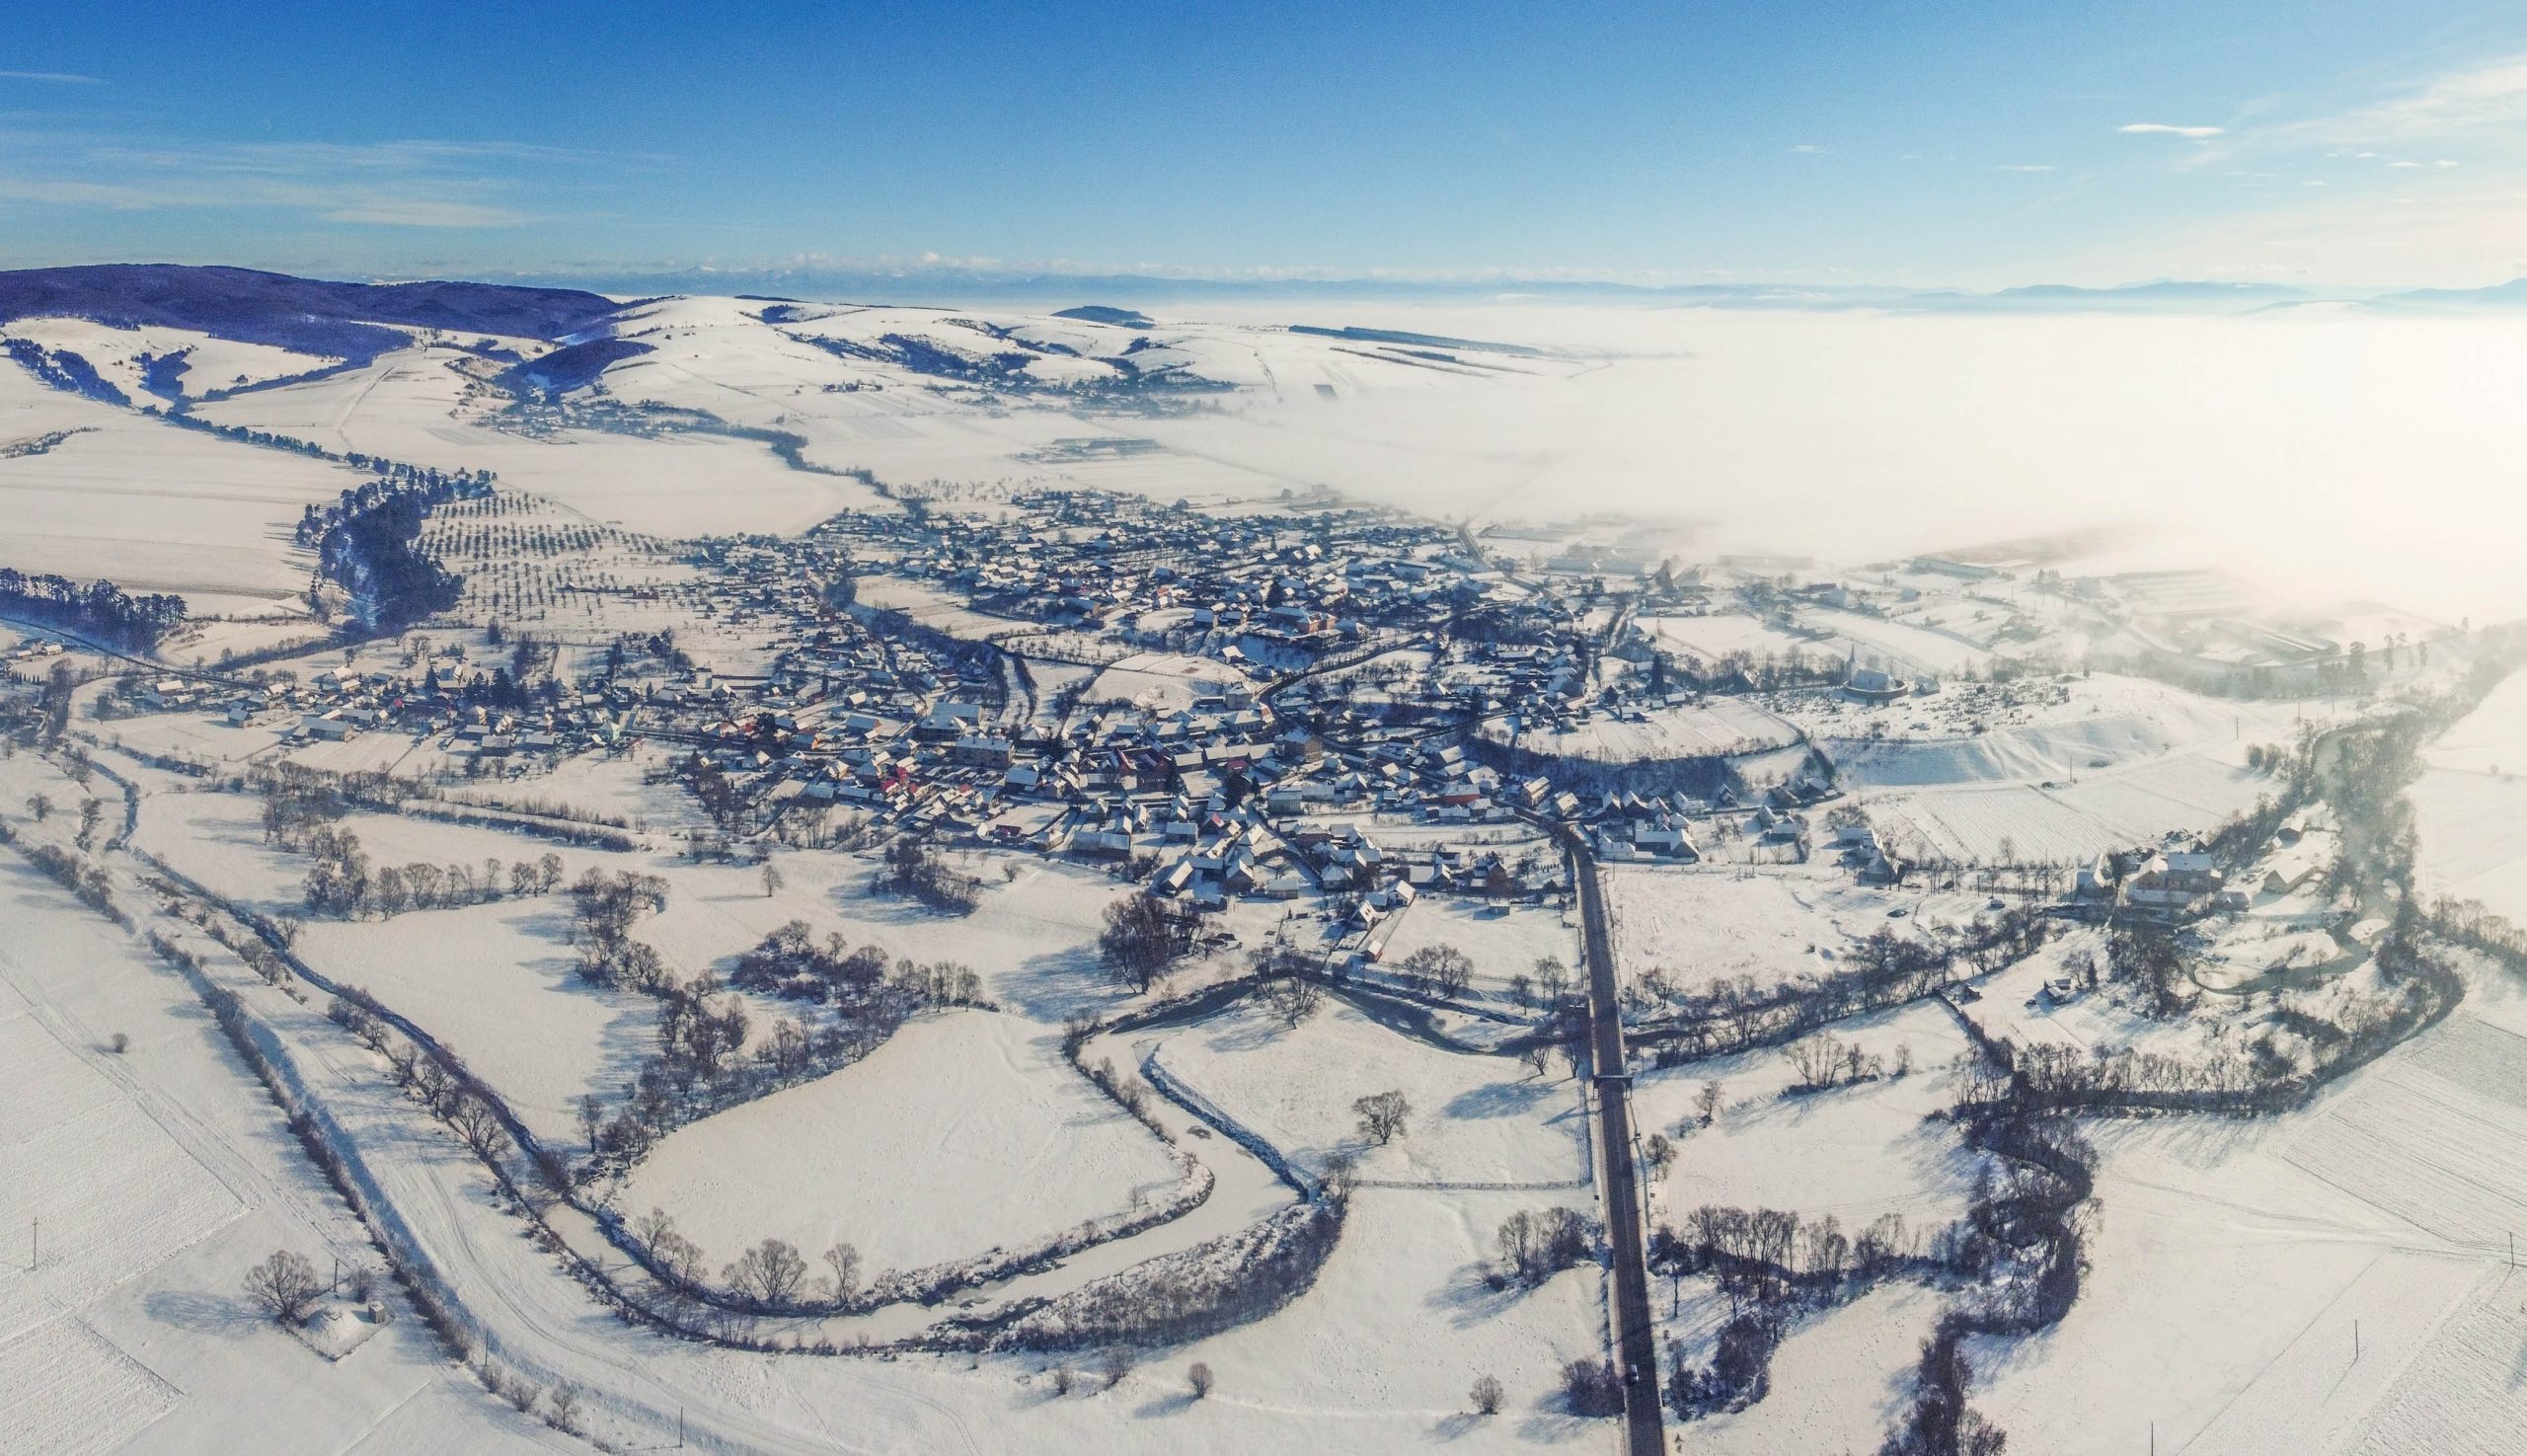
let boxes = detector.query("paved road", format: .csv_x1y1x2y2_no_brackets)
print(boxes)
1563,829,1668,1456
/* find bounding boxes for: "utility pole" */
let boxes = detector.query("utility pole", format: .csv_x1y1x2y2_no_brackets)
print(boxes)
2354,1319,2361,1361
29,1216,37,1271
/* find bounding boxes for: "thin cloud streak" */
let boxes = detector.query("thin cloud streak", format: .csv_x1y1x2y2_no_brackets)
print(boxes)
2119,122,2224,138
0,131,639,229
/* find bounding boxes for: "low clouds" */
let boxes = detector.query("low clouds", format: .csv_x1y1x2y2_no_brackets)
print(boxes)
0,70,101,85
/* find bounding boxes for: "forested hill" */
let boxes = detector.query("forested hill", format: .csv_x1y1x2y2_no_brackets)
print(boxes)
0,264,624,361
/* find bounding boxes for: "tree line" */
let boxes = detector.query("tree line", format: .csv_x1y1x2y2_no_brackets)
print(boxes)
0,568,187,648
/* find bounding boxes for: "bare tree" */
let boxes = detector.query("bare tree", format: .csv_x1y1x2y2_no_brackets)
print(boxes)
25,793,51,822
244,1249,324,1324
1471,1373,1504,1415
448,1094,512,1162
1643,1132,1675,1182
1187,1361,1214,1399
725,1238,808,1307
632,1205,676,1249
653,1231,707,1298
1098,1345,1133,1389
1353,1090,1410,1144
1099,891,1179,992
1049,1362,1076,1396
1519,1039,1554,1080
1263,970,1322,1026
1321,1148,1360,1195
823,1241,862,1301
761,862,785,898
1695,1080,1724,1126
1400,945,1474,1000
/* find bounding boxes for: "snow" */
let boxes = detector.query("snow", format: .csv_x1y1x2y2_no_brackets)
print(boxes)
1642,611,1817,663
0,1319,181,1456
1151,1185,1606,1441
3,316,339,401
0,855,568,1456
0,972,249,1342
0,370,348,614
1370,894,1581,998
1668,1281,1940,1456
197,345,886,539
1485,696,1798,761
618,1011,1184,1276
1087,651,1254,711
1867,752,2280,864
1142,997,1590,1188
1635,1001,1978,1229
2414,667,2527,918
1606,866,1860,999
1802,606,1994,676
1971,1014,2527,1454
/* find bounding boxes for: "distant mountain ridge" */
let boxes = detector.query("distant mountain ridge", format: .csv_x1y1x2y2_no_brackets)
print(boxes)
9,264,2527,357
0,263,625,361
1896,280,2318,313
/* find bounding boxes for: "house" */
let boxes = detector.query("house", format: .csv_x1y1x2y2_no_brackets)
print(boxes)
951,734,1015,769
2260,849,2325,896
300,714,359,741
2123,848,2223,911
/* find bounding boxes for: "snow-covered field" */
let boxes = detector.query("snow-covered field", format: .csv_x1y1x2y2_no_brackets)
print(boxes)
2414,667,2527,919
1149,1183,1609,1440
4,316,340,401
1485,695,1798,761
1371,894,1580,997
1606,866,1854,998
1968,1006,2527,1455
0,368,347,614
1604,865,1982,1000
1801,605,1994,676
0,856,569,1456
1087,651,1253,711
1866,751,2278,863
619,1011,1184,1274
1143,998,1589,1188
1820,677,2317,862
1635,1001,1978,1227
197,345,886,538
1641,611,1818,663
1666,1280,1941,1456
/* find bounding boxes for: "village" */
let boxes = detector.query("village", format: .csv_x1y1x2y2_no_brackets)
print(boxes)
0,277,2499,1456
41,473,2436,1033
3,399,2518,1456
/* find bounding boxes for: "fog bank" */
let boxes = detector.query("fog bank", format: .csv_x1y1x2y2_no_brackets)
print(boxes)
1145,303,2527,624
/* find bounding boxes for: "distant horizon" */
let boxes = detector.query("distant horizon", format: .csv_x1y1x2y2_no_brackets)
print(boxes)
3,257,2519,310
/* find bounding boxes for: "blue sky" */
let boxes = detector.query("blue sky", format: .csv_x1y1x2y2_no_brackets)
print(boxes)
7,0,2527,286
